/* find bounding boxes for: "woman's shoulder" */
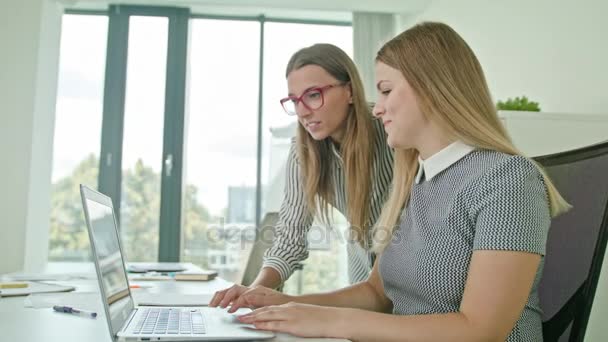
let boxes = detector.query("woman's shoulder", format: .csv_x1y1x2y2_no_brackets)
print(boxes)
464,150,545,189
286,136,300,165
470,150,538,173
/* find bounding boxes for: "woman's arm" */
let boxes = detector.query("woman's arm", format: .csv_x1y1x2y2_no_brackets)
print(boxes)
241,250,541,341
230,260,392,313
294,259,392,312
249,267,283,289
261,142,314,283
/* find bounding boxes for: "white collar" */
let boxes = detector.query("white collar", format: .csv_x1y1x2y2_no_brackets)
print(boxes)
415,141,475,184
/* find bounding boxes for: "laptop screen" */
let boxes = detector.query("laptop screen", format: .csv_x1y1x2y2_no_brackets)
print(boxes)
81,186,134,337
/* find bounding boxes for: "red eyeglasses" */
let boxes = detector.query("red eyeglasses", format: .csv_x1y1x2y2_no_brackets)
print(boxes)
280,83,344,116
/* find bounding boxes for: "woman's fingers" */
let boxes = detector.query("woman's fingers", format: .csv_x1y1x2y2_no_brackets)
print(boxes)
228,287,260,312
253,320,289,333
211,285,287,313
228,287,281,312
209,288,229,307
227,292,252,313
218,286,241,308
238,306,286,323
209,285,247,308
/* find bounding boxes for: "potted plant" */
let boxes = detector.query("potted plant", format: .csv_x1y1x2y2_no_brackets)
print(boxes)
496,96,541,112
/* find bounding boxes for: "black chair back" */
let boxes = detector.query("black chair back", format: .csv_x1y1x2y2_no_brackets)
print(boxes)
535,141,608,342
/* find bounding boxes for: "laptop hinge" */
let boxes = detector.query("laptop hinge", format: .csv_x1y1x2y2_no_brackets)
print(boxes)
121,308,139,334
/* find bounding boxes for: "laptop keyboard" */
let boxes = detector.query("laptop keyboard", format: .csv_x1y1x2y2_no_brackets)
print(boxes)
133,308,206,335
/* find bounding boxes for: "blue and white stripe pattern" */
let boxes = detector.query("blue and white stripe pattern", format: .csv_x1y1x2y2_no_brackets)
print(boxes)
264,118,394,284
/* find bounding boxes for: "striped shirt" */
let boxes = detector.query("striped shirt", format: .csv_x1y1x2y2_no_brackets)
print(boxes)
380,145,551,341
263,118,394,284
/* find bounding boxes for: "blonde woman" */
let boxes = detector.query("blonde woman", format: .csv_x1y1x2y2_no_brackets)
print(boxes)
232,22,570,341
210,44,394,309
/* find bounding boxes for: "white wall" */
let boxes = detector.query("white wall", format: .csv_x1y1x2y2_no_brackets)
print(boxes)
72,0,431,15
396,0,608,115
396,1,608,340
0,0,62,274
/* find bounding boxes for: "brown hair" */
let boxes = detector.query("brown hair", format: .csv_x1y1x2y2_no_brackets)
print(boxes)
373,22,570,251
286,43,375,245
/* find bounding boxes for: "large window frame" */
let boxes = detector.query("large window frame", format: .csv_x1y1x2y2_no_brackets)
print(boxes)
63,5,351,263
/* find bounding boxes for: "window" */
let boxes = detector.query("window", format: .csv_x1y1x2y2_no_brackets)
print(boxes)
181,19,261,284
48,14,108,261
119,16,169,262
50,8,352,293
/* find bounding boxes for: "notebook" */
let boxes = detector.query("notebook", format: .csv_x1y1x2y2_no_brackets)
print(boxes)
80,185,274,341
174,270,218,281
127,263,188,273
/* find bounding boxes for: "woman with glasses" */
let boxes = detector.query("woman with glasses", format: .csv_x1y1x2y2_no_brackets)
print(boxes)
224,22,570,341
210,43,394,308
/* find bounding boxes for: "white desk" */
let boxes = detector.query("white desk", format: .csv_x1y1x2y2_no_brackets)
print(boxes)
0,262,348,342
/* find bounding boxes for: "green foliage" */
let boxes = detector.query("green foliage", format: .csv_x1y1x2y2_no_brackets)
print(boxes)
496,96,541,112
48,153,98,261
120,159,162,262
48,155,218,264
49,155,343,291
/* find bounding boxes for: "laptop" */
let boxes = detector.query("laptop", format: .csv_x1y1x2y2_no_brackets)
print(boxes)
80,185,274,341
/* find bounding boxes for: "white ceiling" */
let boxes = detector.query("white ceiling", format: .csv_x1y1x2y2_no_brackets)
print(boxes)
62,0,431,20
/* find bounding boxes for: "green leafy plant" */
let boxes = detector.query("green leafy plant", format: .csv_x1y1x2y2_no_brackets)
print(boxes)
496,96,541,112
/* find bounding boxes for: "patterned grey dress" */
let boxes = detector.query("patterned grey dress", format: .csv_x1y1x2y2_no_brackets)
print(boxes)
380,149,551,341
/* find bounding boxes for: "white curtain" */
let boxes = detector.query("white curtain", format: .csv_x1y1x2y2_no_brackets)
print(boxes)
353,12,396,102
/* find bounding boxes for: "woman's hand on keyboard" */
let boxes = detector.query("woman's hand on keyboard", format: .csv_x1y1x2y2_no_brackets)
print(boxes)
210,284,292,313
210,284,250,310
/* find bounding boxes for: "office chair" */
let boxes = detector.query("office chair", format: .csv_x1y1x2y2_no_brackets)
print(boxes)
534,141,608,342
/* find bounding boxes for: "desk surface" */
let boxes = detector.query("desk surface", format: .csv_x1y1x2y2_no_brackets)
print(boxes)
0,262,348,342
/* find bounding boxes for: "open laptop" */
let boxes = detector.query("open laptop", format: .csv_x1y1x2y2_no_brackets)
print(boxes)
80,185,274,341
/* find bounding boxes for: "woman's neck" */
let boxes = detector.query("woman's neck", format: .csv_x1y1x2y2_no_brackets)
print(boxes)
416,125,454,160
330,129,344,145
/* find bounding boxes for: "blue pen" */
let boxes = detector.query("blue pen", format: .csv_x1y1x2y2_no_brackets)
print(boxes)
53,305,98,318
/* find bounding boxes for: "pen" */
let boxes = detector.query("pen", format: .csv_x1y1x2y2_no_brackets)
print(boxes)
0,282,29,289
53,305,98,318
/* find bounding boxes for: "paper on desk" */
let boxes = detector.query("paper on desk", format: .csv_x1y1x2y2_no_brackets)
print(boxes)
133,292,214,306
0,281,75,297
2,272,96,282
23,292,101,312
128,273,173,281
23,291,212,310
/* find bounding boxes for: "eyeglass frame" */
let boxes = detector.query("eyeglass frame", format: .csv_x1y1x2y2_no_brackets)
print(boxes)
279,83,346,116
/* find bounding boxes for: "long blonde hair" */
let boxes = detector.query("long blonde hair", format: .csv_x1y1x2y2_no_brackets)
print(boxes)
286,44,375,245
373,22,570,252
